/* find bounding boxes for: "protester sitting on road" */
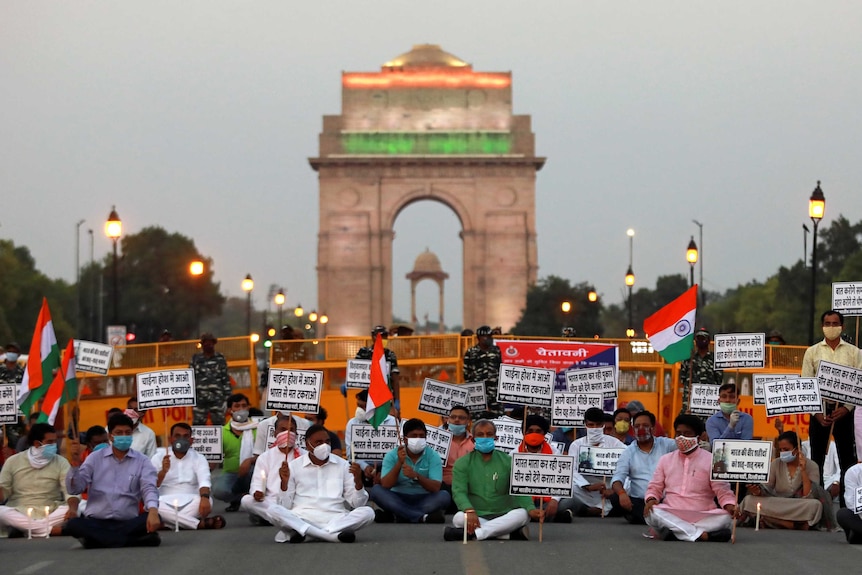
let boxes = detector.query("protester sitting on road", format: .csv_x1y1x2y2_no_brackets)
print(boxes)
305,407,343,456
559,408,625,518
739,431,835,530
267,424,374,543
370,418,450,524
517,415,567,523
0,423,78,538
65,413,162,548
79,425,109,464
837,461,862,543
609,411,677,524
442,405,474,494
625,400,666,437
643,414,736,542
706,384,753,443
610,408,635,445
213,393,256,512
241,414,303,525
152,423,223,530
443,419,541,541
252,412,310,460
125,400,157,459
345,389,396,486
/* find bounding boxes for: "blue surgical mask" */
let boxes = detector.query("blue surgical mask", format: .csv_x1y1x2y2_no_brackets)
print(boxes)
41,444,58,458
448,424,467,435
474,437,495,454
112,435,133,451
5,352,19,363
779,450,796,463
92,442,109,452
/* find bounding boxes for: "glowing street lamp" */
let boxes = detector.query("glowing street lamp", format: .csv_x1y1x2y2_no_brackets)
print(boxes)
105,206,122,325
274,288,285,329
686,236,698,288
241,274,254,335
808,181,826,344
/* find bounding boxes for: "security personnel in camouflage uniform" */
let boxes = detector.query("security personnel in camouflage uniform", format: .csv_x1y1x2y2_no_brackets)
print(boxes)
679,327,723,415
463,325,503,419
355,326,400,402
190,333,231,425
0,342,25,386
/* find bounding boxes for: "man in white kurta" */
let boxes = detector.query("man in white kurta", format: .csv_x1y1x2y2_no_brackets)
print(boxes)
151,423,214,530
268,424,374,543
241,418,303,523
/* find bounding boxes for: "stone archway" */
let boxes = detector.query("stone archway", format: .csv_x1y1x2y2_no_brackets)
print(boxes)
310,45,545,336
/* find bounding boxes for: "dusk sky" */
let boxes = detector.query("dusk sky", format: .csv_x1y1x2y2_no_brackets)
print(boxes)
2,2,860,331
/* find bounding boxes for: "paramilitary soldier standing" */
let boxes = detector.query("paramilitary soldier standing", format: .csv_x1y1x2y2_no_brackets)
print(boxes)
190,333,231,425
463,325,503,419
679,327,723,415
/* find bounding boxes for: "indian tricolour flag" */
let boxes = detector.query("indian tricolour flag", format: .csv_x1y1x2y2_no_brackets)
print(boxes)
643,285,698,364
38,339,78,425
365,334,393,429
18,298,61,416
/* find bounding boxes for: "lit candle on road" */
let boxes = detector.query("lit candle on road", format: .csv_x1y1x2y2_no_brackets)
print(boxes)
755,502,761,531
27,507,33,539
44,506,50,538
174,499,179,532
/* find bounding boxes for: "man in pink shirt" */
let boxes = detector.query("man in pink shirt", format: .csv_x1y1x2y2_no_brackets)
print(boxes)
442,406,474,492
644,414,737,542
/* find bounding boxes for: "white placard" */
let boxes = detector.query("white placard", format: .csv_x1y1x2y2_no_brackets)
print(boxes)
816,360,862,407
490,417,524,454
265,369,323,413
564,366,617,399
418,379,472,416
348,424,399,461
191,425,223,463
497,364,556,408
74,340,114,375
425,425,452,462
710,440,773,483
509,452,575,498
689,383,720,417
713,333,766,369
855,486,862,515
576,445,626,477
345,359,371,389
551,392,603,427
753,374,798,405
463,381,487,413
136,369,196,410
832,282,862,316
763,378,822,417
0,385,18,424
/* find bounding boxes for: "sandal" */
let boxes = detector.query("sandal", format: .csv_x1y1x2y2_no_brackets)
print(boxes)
202,515,226,529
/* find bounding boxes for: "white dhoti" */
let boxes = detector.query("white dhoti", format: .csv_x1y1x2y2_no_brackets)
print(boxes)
452,508,530,540
268,504,374,543
646,507,732,542
0,505,69,538
240,494,279,522
158,496,206,530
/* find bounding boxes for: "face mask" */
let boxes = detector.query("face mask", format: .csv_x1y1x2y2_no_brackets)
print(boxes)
406,437,427,454
586,427,604,444
695,338,709,350
719,403,737,415
5,352,19,362
112,435,133,451
779,450,796,463
172,437,191,454
675,435,699,454
474,437,495,454
42,444,58,458
232,410,249,423
275,430,297,449
635,428,652,442
355,407,367,421
448,423,466,436
313,443,331,461
524,433,546,448
92,442,109,452
614,421,631,434
823,326,843,340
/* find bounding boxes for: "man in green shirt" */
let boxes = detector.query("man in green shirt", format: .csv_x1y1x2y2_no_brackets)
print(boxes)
443,420,542,541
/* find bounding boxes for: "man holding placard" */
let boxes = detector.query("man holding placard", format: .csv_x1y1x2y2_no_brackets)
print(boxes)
442,405,475,494
837,461,862,543
463,326,503,419
517,415,567,523
354,326,400,403
190,333,231,426
802,310,861,489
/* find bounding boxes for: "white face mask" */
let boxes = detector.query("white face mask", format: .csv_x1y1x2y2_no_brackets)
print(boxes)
779,450,796,463
586,427,604,445
406,437,427,454
355,407,366,421
313,443,331,461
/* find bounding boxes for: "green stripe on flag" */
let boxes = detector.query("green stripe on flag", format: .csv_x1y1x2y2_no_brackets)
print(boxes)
657,335,694,364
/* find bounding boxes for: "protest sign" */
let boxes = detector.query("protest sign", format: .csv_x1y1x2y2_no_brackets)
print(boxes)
0,385,18,424
689,384,720,417
490,417,524,453
348,424,399,460
345,359,371,389
752,374,798,405
710,440,773,483
551,392,603,427
816,360,862,407
497,364,555,408
763,378,822,417
463,382,487,413
191,426,223,463
509,453,576,498
855,487,862,515
832,282,862,317
136,369,196,410
713,333,766,369
564,366,617,399
265,369,323,413
425,425,453,462
74,340,114,375
418,379,471,416
576,445,626,477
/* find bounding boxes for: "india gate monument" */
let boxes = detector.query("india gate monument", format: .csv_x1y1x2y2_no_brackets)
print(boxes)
310,45,545,336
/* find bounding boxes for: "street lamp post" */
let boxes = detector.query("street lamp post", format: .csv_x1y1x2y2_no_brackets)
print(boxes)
319,313,329,339
190,260,204,335
808,181,826,345
626,228,635,337
274,289,285,330
686,236,698,288
105,207,122,325
242,274,254,335
692,219,703,307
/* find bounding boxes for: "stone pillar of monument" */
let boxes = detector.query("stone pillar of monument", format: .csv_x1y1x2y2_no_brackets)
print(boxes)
310,44,544,336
